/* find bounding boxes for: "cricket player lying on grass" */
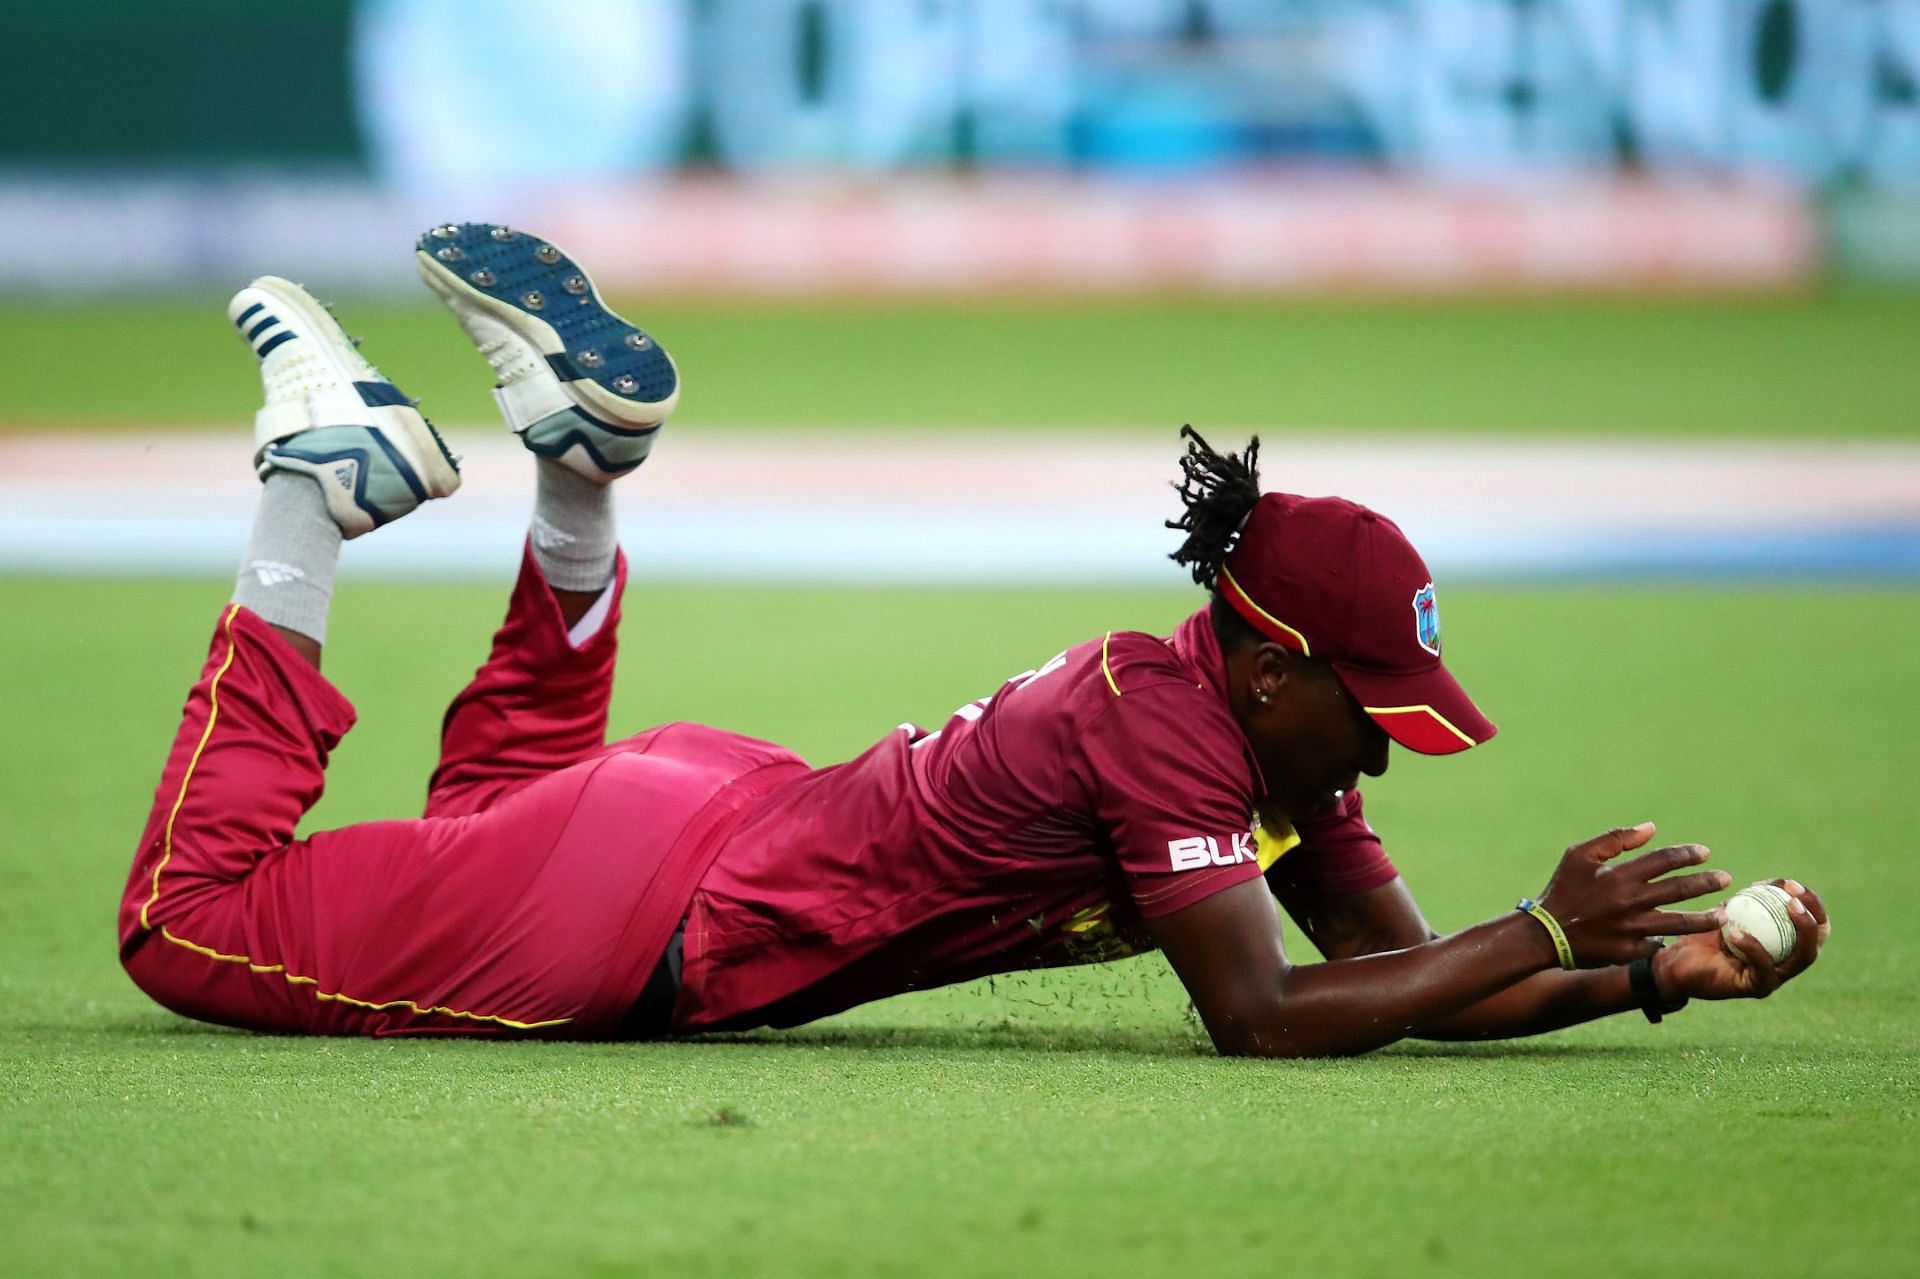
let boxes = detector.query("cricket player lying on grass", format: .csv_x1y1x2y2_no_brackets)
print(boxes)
119,223,1829,1056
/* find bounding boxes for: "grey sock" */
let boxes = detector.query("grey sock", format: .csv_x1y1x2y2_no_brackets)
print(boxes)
232,473,342,645
529,459,617,591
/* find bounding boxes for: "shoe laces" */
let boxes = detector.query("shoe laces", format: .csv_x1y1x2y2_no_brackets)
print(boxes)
260,343,339,405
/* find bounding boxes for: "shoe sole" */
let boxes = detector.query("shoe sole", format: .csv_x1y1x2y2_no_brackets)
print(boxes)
241,276,462,501
413,223,679,425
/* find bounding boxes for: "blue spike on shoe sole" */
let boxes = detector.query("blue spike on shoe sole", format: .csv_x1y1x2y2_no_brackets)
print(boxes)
416,222,676,406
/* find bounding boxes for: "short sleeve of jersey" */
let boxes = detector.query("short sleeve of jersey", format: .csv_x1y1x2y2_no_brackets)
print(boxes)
1281,788,1398,896
1077,679,1263,919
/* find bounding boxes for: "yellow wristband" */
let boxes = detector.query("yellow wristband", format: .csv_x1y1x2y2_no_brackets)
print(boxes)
1516,898,1577,971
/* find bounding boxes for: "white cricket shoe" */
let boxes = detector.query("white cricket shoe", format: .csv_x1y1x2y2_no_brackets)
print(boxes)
229,276,461,538
414,222,678,484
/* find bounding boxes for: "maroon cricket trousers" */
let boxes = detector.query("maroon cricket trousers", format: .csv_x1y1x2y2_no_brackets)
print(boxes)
117,546,805,1038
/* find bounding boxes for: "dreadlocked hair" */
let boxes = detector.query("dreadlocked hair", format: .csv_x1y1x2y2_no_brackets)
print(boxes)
1166,425,1262,590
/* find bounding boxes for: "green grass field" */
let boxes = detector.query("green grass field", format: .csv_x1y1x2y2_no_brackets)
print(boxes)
2,293,1917,1277
2,577,1915,1278
1,290,1916,436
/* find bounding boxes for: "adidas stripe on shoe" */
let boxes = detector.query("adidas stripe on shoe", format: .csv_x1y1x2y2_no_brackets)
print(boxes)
229,276,461,538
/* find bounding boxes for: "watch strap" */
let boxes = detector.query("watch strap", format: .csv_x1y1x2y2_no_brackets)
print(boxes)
1628,949,1688,1023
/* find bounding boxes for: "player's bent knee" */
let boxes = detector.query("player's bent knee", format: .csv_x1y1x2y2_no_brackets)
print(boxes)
121,934,279,1033
121,941,197,1021
120,937,207,1012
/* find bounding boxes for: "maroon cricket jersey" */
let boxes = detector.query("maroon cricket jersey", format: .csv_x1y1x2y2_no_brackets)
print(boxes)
674,608,1396,1032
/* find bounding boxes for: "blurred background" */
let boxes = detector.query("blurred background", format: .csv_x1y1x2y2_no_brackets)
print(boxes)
0,0,1915,585
7,0,1920,291
1,0,1916,584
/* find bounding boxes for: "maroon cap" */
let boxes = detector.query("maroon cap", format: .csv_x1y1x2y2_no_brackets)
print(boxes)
1217,493,1496,756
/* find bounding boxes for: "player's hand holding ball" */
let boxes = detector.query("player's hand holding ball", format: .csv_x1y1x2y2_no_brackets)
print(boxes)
1652,878,1829,1001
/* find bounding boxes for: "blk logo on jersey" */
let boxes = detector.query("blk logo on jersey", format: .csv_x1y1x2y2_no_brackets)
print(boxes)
1167,831,1257,871
1412,582,1441,656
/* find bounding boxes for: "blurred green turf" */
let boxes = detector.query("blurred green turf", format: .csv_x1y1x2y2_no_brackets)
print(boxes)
2,577,1914,1278
2,291,1915,435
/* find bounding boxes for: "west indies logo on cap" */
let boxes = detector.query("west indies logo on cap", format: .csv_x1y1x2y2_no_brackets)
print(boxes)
1412,583,1441,657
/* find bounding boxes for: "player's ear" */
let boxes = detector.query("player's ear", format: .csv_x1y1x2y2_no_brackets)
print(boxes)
1249,643,1294,705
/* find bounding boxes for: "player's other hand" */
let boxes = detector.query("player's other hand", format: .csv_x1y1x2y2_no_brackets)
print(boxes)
1654,879,1829,1001
1535,823,1730,967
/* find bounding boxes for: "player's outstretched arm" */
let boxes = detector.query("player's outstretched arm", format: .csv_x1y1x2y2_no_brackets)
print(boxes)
1271,875,1662,1040
1271,864,1827,1041
1148,824,1728,1058
1422,874,1824,1039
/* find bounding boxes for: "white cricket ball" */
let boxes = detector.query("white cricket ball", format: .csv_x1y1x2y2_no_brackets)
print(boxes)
1720,883,1797,965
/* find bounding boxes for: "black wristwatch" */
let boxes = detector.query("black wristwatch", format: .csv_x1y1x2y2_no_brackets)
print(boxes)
1627,947,1689,1024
